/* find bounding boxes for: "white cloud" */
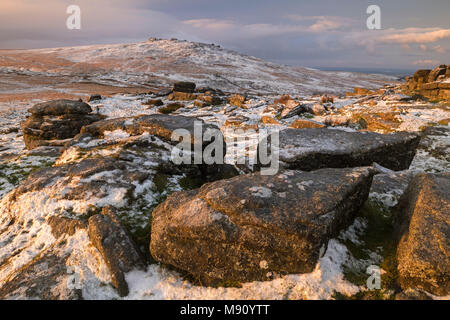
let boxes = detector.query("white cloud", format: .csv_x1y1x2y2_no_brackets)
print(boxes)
378,28,450,44
412,59,440,66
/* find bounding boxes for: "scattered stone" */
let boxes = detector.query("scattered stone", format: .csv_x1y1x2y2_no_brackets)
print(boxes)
0,127,19,134
143,99,164,107
279,100,305,119
169,91,197,101
194,100,209,108
393,172,450,296
260,116,280,125
198,94,223,105
150,167,375,285
274,94,293,105
323,115,350,127
289,119,325,129
223,116,258,131
159,102,184,114
346,87,376,97
151,89,172,97
320,95,334,104
173,81,196,93
306,103,326,116
88,94,102,102
228,94,247,108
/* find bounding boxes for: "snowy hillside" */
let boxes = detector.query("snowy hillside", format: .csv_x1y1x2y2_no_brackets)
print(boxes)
0,39,395,95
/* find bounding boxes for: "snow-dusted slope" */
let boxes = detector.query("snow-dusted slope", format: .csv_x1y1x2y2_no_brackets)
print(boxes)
0,39,395,95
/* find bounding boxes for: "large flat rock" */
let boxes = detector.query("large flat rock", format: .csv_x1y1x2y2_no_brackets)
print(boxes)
150,167,375,285
258,128,420,171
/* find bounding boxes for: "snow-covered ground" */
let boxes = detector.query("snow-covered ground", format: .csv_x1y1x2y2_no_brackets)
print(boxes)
0,39,448,300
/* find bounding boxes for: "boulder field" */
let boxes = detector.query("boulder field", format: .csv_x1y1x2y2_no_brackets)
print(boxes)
1,72,448,300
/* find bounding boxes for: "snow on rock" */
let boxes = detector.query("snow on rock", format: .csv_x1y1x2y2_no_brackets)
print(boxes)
122,239,359,300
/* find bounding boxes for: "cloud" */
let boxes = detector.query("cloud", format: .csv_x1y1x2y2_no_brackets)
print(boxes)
432,45,446,54
413,59,440,66
286,15,354,32
183,19,234,31
378,28,450,44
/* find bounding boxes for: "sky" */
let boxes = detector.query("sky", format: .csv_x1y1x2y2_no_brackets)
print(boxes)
0,0,449,71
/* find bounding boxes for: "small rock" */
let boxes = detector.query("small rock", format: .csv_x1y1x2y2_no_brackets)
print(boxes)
289,119,324,129
159,102,184,114
173,81,196,93
228,94,247,108
88,94,102,102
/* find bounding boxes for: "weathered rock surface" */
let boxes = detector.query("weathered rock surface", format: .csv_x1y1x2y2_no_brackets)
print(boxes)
393,172,450,296
403,65,450,102
258,128,420,171
150,167,375,285
173,81,196,93
21,99,104,150
28,99,93,116
1,113,237,299
289,118,325,129
88,207,146,297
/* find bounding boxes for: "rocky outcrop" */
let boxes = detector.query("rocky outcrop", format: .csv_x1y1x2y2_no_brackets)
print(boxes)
393,172,450,296
404,65,450,101
143,98,164,107
257,128,420,171
150,167,375,285
21,100,104,150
